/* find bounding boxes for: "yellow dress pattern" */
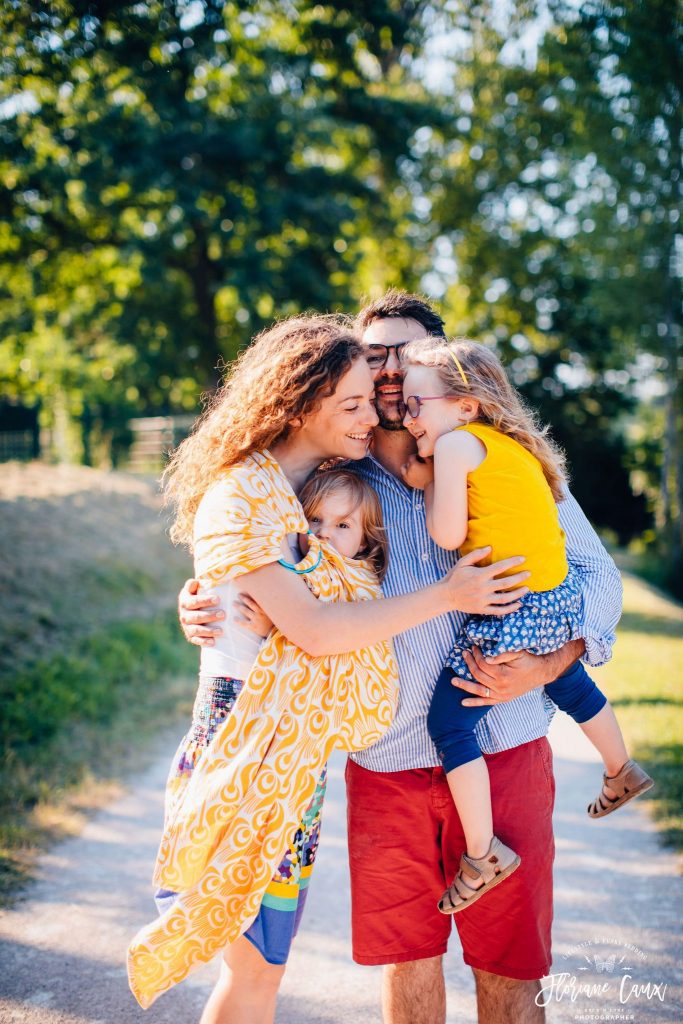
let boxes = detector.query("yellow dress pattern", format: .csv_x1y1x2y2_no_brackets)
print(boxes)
127,451,398,1008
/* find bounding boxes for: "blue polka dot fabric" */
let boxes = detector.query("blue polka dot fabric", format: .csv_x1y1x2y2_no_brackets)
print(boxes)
446,566,583,682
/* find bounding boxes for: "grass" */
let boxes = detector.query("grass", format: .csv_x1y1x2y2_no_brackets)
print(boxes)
0,611,197,904
591,572,683,851
614,545,683,603
0,463,198,905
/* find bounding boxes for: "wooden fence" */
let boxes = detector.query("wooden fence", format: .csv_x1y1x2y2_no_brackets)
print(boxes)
126,415,196,473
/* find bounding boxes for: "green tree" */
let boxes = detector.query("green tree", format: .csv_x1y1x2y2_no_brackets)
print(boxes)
426,0,679,567
1,0,439,455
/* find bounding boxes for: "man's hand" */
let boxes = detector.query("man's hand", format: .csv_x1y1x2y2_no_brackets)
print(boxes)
441,548,530,616
178,578,225,647
453,638,586,705
400,454,434,491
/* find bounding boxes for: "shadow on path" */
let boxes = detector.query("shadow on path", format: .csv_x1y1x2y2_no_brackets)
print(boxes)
0,722,680,1023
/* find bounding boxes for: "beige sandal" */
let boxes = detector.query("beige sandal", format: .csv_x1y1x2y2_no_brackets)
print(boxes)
587,759,654,818
438,836,521,915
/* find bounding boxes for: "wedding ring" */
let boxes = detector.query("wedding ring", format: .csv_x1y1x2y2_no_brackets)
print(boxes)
485,687,490,698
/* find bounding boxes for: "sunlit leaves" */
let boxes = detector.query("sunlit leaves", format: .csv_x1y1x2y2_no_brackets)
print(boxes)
1,0,439,453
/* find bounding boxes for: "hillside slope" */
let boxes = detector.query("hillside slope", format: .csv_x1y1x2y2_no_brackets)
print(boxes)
0,462,198,900
0,462,191,671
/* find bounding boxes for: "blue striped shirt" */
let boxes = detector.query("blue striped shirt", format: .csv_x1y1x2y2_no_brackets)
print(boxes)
348,455,623,773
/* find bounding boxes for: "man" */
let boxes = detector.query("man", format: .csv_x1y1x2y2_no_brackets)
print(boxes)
180,290,621,1023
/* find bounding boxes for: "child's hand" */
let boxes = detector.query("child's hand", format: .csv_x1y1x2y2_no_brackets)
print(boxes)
401,454,435,490
233,593,274,639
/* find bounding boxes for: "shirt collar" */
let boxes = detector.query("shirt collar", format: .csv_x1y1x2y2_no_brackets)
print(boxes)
354,453,413,498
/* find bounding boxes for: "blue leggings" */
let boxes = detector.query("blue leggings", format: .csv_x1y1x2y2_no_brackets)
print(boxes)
427,659,608,773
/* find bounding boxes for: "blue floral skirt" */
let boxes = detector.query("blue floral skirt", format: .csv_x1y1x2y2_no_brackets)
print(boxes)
445,565,583,680
155,675,326,965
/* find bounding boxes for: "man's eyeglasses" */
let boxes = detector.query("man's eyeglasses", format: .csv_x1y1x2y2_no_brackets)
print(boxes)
365,342,410,369
404,395,449,419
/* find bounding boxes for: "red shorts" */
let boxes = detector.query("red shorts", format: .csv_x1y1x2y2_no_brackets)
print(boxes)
346,738,555,980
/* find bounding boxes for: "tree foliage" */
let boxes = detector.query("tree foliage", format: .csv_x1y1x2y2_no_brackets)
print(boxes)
1,0,680,578
426,0,680,570
1,0,439,456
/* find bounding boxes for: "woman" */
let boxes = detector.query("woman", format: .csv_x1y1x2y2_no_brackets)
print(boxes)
127,315,529,1021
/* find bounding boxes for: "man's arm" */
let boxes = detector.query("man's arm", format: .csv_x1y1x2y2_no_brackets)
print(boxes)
453,486,621,705
560,487,622,666
456,639,586,707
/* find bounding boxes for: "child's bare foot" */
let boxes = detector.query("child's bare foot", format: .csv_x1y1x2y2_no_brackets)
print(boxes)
438,836,521,914
587,759,654,818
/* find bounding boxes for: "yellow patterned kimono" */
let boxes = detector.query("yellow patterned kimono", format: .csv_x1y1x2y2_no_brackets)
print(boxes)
127,451,398,1008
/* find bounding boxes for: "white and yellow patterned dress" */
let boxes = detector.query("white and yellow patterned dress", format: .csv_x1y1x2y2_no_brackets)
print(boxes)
127,450,398,1008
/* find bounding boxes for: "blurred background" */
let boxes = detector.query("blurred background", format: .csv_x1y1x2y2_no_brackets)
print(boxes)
0,0,681,898
1,0,681,586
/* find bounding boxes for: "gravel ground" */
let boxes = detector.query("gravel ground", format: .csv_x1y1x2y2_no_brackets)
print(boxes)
0,717,681,1024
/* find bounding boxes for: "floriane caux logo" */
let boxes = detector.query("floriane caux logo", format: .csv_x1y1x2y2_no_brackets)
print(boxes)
536,937,669,1015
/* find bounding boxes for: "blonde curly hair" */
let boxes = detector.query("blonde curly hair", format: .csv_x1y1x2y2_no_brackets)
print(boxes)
401,337,568,502
164,314,364,545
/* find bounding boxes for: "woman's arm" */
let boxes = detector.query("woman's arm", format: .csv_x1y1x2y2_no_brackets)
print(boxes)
240,547,530,657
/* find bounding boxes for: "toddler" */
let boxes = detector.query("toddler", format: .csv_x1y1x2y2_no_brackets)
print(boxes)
236,468,388,633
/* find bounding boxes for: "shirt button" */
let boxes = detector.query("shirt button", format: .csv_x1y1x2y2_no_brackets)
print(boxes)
421,552,430,562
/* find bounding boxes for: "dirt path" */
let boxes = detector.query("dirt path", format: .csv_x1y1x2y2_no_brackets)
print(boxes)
0,718,681,1024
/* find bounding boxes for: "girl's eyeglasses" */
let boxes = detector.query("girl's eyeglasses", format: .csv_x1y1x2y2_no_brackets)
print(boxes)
404,395,449,419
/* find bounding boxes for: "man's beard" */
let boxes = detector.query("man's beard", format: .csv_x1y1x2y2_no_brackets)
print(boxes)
375,374,407,432
376,406,406,431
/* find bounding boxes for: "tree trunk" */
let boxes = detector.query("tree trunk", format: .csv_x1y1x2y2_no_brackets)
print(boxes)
189,226,223,390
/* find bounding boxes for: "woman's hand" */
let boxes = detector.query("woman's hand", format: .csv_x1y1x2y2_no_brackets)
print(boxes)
400,454,434,491
233,592,274,639
452,638,587,705
440,548,530,617
178,578,225,647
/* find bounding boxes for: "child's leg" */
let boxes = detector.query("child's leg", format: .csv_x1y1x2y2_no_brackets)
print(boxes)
545,660,654,815
428,663,494,861
579,704,629,784
429,648,521,914
545,661,628,784
445,758,493,861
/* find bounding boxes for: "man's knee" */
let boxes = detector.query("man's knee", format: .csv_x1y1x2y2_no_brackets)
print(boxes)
473,969,543,1023
473,968,540,989
383,957,446,1024
384,955,444,981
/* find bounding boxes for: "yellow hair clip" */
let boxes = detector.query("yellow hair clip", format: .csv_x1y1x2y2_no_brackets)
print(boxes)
449,348,469,388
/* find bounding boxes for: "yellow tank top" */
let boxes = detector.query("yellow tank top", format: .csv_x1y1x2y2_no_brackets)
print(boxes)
457,423,567,592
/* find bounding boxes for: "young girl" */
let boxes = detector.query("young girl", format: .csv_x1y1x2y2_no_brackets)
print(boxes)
399,337,653,916
235,468,389,635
